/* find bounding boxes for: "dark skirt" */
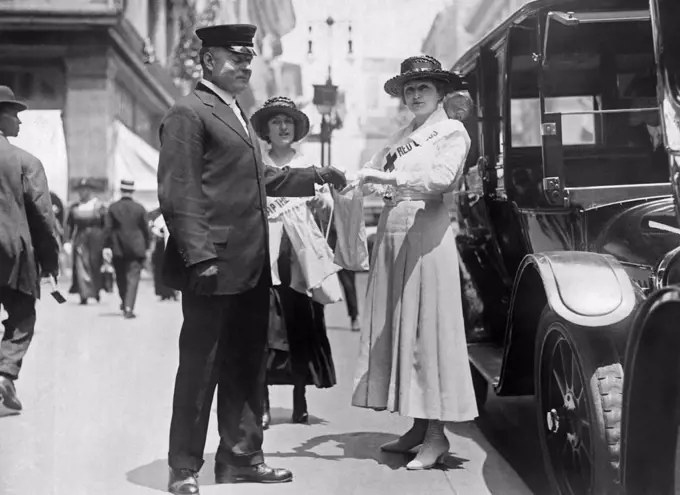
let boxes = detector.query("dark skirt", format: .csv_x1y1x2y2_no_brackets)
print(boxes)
69,225,104,299
266,286,336,389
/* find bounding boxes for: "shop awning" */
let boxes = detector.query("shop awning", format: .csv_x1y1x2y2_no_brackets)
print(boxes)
8,110,69,207
112,120,159,211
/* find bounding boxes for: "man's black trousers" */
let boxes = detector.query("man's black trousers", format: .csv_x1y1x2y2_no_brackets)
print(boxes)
0,288,36,380
168,271,269,471
112,258,142,311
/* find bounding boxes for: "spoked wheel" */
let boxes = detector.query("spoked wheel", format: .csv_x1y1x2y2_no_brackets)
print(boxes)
536,308,623,495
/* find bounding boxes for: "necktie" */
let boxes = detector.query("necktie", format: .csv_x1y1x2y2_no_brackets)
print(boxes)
234,101,251,137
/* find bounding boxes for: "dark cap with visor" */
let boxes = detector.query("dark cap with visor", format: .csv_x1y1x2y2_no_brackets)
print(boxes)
196,24,258,56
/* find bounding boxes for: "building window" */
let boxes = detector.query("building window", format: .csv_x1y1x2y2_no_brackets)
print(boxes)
115,83,135,130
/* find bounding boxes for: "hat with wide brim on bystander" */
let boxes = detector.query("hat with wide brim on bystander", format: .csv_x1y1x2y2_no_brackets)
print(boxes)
0,86,27,112
195,24,258,56
250,97,310,143
384,56,465,97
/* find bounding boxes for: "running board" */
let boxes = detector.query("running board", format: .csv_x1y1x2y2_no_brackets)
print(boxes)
468,343,504,388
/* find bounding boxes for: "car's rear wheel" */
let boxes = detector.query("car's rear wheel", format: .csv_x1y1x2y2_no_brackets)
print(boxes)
536,307,623,495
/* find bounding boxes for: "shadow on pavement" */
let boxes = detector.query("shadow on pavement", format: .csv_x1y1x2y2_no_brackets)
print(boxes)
127,454,229,491
268,406,328,426
127,458,169,492
126,432,471,492
266,431,469,471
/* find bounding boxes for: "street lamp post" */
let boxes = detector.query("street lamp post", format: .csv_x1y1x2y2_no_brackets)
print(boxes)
313,79,338,167
308,16,352,168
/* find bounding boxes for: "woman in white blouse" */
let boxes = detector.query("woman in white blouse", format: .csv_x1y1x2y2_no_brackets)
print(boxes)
250,97,337,429
347,56,479,470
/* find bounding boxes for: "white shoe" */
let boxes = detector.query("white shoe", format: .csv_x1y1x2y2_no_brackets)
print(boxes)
380,418,427,453
405,420,449,470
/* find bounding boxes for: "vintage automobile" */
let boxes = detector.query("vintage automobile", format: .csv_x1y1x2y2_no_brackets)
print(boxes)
452,0,680,493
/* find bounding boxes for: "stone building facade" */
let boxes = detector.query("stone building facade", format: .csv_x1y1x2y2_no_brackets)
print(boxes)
0,0,184,206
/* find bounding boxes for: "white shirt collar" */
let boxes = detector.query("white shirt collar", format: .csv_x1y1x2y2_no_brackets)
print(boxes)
200,79,236,106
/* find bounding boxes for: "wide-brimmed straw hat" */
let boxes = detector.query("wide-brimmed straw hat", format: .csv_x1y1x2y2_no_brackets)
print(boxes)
384,55,464,97
250,96,310,142
0,86,27,112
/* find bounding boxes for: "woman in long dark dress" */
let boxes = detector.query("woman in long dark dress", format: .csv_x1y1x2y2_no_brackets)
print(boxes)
65,179,106,304
251,97,337,428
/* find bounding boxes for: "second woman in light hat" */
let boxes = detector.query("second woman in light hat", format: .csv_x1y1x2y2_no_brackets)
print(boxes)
251,96,337,428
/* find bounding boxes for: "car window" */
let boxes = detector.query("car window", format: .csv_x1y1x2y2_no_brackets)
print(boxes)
511,96,597,147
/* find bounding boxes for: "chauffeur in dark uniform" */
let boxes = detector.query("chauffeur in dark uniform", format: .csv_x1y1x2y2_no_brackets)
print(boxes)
0,86,60,416
103,179,150,319
157,24,346,494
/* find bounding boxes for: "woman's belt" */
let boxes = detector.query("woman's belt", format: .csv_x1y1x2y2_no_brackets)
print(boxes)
383,192,443,205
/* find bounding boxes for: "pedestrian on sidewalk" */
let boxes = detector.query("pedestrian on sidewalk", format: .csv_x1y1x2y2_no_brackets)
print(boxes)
0,85,60,416
103,179,150,319
250,97,337,430
157,24,347,495
326,228,361,332
347,56,479,470
64,178,106,305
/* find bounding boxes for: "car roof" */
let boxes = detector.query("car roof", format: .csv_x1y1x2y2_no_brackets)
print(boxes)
452,0,651,75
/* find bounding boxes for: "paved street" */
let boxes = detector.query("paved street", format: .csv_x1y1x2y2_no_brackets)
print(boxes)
0,275,535,495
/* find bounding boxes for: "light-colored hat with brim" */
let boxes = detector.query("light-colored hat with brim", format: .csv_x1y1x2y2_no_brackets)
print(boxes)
0,86,27,112
384,55,465,97
120,179,135,193
250,96,310,143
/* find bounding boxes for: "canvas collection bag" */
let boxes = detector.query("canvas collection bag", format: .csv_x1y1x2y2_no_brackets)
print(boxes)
331,187,370,271
279,202,342,297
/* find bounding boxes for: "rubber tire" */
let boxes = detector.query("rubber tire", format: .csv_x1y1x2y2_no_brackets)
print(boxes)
470,364,488,411
535,307,623,495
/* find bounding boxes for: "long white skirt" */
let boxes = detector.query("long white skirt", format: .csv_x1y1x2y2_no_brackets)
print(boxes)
351,199,479,422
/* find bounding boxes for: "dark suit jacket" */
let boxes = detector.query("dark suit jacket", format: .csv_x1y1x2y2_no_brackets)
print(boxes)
0,136,60,298
104,197,150,260
157,83,317,295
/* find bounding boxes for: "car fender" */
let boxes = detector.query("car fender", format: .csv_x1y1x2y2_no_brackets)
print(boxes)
495,251,637,396
522,251,637,327
621,286,680,495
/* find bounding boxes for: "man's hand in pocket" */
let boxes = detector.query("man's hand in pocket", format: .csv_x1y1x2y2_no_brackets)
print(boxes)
188,260,219,295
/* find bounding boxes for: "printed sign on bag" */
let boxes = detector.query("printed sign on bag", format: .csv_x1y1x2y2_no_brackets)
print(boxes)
267,197,309,219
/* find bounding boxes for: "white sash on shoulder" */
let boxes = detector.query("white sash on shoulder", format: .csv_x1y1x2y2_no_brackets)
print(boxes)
384,119,461,172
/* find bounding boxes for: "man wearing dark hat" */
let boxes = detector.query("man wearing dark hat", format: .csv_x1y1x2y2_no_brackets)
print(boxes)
157,24,346,493
103,179,150,319
0,86,60,416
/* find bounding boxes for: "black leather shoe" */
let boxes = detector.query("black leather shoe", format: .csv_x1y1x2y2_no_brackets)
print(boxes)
215,463,292,484
124,309,137,319
168,467,199,495
0,376,21,416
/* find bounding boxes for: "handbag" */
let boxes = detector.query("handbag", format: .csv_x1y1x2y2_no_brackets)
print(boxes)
331,188,370,271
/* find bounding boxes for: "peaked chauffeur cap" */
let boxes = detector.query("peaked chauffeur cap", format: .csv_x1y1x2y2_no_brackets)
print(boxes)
196,24,257,55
